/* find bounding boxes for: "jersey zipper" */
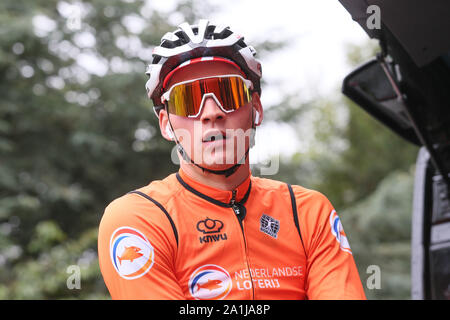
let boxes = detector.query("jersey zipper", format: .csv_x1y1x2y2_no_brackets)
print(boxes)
230,189,255,299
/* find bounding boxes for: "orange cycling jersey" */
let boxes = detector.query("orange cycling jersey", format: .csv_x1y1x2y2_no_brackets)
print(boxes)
98,169,366,300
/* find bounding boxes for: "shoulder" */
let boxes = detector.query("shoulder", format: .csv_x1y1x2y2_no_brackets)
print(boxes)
98,173,181,248
289,184,333,208
105,172,180,213
287,185,338,251
252,175,334,228
288,183,335,225
251,175,330,205
250,175,293,197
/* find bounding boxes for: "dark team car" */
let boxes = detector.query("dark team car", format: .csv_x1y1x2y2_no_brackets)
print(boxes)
338,0,450,299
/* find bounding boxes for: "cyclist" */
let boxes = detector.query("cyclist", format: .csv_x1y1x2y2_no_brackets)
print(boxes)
98,19,366,300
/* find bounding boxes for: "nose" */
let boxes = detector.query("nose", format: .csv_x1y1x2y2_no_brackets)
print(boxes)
199,95,226,124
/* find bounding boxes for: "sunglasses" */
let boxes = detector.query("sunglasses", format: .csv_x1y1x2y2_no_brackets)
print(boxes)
161,75,253,118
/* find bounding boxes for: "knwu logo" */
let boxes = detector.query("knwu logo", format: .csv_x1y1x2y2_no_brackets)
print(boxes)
197,217,228,244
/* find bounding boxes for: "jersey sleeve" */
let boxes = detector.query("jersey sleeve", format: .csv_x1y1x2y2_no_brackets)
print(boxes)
292,186,366,300
98,193,185,300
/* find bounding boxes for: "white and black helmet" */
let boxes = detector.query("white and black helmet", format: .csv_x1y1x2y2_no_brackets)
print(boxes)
145,19,262,116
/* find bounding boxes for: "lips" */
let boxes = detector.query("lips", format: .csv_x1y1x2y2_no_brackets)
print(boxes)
202,130,227,143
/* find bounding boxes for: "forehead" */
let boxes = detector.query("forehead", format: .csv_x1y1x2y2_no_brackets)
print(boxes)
164,59,244,89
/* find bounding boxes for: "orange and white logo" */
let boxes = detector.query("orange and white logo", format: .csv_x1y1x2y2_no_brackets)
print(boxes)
110,227,154,279
188,264,232,300
329,210,352,254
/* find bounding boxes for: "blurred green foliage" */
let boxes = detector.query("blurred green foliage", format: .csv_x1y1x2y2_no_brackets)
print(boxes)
342,170,414,299
0,0,196,299
0,0,286,299
1,0,419,300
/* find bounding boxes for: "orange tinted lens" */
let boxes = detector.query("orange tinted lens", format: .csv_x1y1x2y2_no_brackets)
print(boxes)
167,83,203,117
216,77,251,111
167,76,251,117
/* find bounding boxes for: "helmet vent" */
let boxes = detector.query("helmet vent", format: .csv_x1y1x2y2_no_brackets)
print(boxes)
219,28,232,39
174,30,190,45
146,20,262,110
205,25,216,39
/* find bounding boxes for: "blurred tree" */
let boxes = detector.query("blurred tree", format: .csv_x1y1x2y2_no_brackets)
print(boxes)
315,96,419,209
1,0,177,299
0,0,285,299
265,41,419,208
341,169,414,300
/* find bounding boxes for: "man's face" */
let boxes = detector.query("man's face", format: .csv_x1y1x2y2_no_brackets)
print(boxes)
159,60,262,171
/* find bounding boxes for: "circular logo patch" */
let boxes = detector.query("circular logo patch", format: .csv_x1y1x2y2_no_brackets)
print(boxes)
109,227,154,280
188,264,232,300
329,210,352,254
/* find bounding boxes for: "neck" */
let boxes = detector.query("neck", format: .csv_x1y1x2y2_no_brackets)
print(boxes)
180,160,251,191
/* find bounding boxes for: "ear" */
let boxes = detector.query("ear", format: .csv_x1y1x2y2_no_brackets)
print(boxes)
251,92,263,126
159,109,174,141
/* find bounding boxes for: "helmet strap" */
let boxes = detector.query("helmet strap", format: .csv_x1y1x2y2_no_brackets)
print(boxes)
166,107,255,178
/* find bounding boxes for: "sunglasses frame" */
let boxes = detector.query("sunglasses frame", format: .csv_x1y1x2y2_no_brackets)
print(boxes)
161,74,254,118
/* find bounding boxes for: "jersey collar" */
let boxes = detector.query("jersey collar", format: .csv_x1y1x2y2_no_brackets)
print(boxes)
176,168,252,206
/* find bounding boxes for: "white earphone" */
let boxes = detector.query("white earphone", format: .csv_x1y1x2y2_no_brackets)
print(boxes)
254,110,260,125
165,122,174,140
